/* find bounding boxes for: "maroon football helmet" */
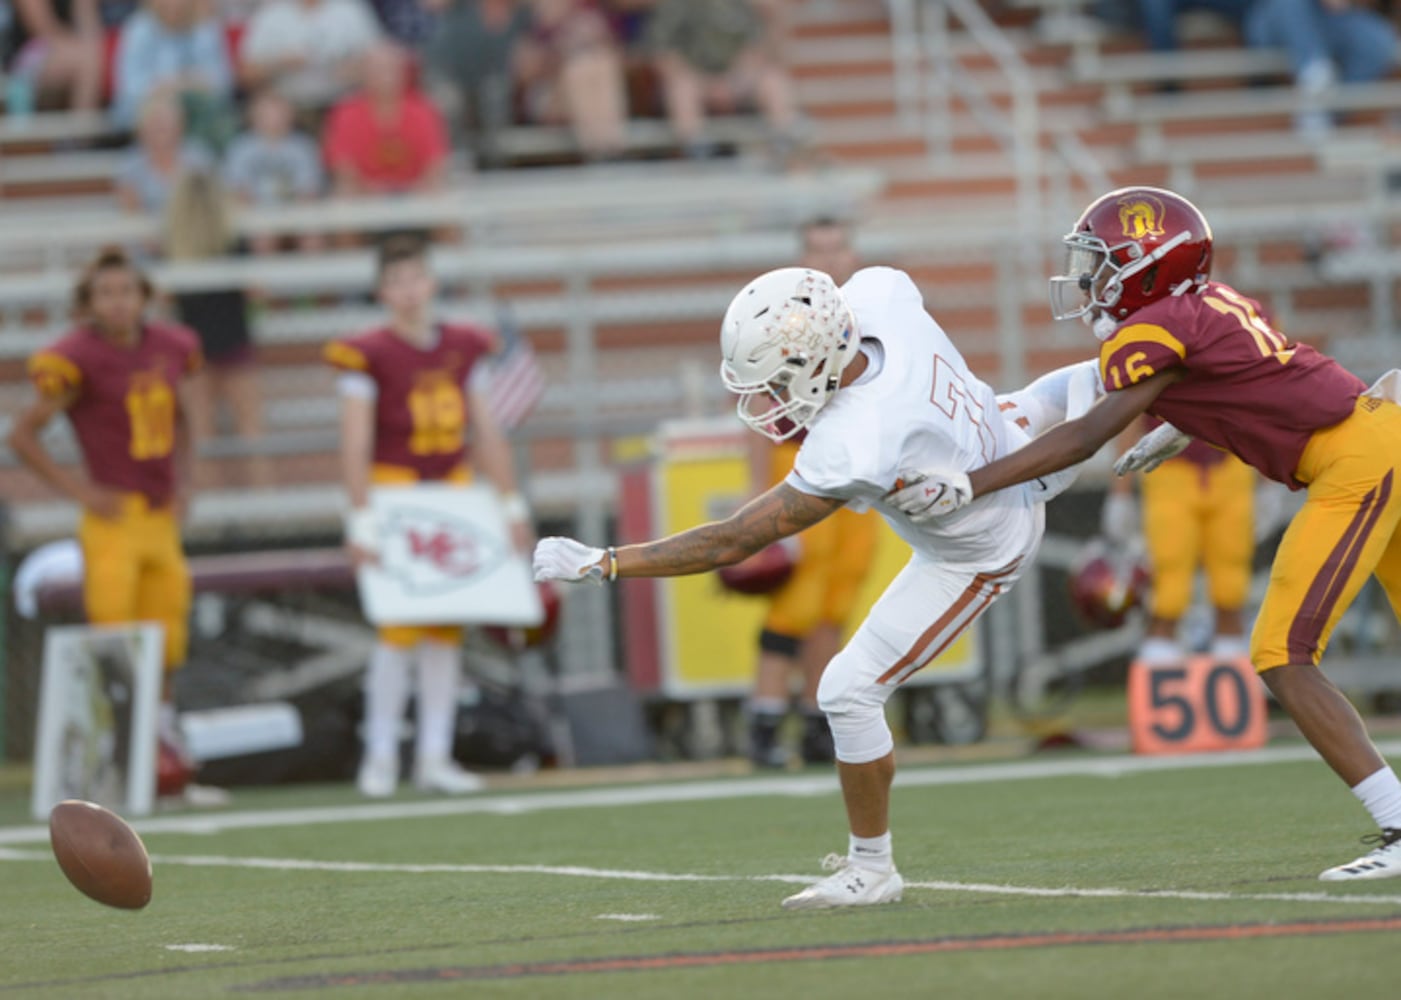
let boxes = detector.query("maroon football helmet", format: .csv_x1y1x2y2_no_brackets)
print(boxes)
1049,186,1214,323
481,582,562,651
717,542,796,596
156,736,193,799
1067,539,1151,629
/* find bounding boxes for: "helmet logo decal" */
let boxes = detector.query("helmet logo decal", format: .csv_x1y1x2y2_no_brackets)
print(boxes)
1117,194,1166,240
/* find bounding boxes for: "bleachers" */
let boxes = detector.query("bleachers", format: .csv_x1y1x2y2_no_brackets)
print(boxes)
0,0,1395,550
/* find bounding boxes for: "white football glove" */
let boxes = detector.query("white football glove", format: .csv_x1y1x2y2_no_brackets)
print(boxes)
1113,422,1192,476
884,469,974,523
1100,492,1139,545
533,537,608,584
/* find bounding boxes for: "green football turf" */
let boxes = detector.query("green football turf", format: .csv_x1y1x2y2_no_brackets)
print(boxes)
4,743,1401,999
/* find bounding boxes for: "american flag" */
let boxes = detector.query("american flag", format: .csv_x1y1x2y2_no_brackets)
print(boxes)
485,304,546,430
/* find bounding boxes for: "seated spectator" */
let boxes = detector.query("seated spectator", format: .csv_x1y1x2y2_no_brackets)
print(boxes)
223,87,326,254
323,42,449,195
646,0,802,163
515,0,629,161
1135,1,1252,52
5,0,104,112
115,90,214,215
163,170,271,487
422,0,531,167
1244,0,1399,137
112,0,236,149
239,0,382,115
369,0,437,49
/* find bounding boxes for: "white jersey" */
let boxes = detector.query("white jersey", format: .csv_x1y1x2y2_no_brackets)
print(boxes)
787,266,1044,569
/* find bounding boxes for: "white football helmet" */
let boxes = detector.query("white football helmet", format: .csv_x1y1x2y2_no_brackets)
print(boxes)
719,267,857,442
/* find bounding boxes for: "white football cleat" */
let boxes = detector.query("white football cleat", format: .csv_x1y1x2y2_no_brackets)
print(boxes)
413,758,485,794
781,854,904,910
357,755,398,798
1319,828,1401,881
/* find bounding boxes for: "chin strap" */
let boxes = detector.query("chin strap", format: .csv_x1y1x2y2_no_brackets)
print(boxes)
1092,313,1119,342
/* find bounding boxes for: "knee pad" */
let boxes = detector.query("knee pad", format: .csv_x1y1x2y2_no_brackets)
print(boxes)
817,646,894,765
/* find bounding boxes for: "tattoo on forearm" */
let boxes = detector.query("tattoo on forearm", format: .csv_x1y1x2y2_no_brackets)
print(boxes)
622,485,842,578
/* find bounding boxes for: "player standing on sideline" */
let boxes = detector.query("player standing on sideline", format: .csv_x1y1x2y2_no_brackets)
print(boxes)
743,217,878,768
8,247,202,771
534,264,1108,909
1101,429,1256,664
886,186,1401,881
325,235,535,798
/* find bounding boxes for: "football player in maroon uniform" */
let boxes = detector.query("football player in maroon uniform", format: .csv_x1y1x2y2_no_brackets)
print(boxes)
326,235,534,797
887,186,1401,881
9,248,203,787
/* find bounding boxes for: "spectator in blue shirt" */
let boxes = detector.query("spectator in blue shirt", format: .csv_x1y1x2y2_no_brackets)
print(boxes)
113,0,235,143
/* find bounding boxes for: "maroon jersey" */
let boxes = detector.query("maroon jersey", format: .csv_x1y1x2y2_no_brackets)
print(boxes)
1098,282,1366,488
27,323,201,505
323,323,496,480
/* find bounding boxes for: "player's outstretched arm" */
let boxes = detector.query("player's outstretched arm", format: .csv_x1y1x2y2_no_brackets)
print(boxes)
968,370,1178,499
534,483,844,584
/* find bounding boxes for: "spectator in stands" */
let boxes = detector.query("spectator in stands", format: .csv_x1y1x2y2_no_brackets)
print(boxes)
325,234,537,797
7,247,202,795
239,0,382,116
1135,1,1251,52
743,217,877,770
1246,0,1398,137
514,0,629,161
112,0,236,149
369,0,436,48
164,170,271,487
5,0,104,112
646,0,803,163
422,0,531,167
223,87,326,254
115,91,214,215
323,42,449,195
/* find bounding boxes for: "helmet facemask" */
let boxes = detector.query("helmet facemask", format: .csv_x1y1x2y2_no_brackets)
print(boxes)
1049,228,1194,323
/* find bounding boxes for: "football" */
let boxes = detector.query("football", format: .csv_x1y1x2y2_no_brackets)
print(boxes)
49,800,153,910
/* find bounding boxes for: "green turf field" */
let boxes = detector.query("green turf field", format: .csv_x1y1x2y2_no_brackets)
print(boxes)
4,741,1401,999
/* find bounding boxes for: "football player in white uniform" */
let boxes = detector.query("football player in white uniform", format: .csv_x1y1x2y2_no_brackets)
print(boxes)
534,266,1097,910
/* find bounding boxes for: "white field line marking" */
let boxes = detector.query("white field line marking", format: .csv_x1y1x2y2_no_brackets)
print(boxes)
163,944,235,953
596,914,661,922
4,740,1400,846
4,847,1401,908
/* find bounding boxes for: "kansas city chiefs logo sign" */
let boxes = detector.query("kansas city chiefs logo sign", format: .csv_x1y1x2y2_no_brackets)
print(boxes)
379,506,507,595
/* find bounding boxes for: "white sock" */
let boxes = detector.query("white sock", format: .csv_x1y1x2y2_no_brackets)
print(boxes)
1209,634,1249,659
364,643,413,761
415,642,461,765
849,831,893,871
748,696,787,718
1352,766,1401,831
1137,637,1184,665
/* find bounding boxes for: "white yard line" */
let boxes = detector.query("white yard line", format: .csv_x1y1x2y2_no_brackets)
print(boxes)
4,847,1401,908
7,740,1399,846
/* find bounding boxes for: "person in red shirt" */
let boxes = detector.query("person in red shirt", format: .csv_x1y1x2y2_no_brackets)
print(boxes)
323,42,449,196
887,186,1401,883
324,235,534,797
7,247,202,754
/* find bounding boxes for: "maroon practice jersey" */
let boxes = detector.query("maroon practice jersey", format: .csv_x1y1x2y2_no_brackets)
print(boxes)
27,323,201,506
323,323,496,480
1098,282,1366,487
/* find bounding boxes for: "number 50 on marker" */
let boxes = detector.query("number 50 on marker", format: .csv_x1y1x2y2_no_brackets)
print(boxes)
1127,655,1268,755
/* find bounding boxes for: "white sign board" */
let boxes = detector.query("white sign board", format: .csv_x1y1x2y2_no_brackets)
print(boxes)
357,484,544,627
31,624,163,820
